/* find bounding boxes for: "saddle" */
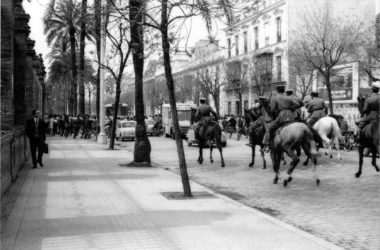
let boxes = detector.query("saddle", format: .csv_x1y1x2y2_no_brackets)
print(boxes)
199,120,218,138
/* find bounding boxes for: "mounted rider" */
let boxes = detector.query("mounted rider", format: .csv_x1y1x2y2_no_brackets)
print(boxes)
306,91,328,128
286,89,304,121
357,81,380,140
246,96,270,148
194,97,219,141
263,85,297,149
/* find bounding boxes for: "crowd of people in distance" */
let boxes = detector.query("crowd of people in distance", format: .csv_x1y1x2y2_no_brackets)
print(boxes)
221,115,247,140
46,114,98,139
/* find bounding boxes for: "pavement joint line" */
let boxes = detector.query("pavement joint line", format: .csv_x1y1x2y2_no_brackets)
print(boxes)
158,166,344,250
2,168,35,250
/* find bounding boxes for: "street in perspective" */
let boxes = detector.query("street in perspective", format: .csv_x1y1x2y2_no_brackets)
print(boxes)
1,0,380,250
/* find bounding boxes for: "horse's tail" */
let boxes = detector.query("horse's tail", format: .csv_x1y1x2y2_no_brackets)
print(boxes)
331,118,343,140
305,127,321,157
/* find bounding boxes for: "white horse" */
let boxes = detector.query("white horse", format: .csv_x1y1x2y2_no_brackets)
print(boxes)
313,116,343,160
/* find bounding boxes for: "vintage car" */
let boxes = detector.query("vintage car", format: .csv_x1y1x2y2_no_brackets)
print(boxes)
115,120,136,141
186,126,227,147
146,119,162,136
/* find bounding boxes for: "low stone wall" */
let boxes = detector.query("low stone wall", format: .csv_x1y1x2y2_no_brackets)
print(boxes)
1,127,30,197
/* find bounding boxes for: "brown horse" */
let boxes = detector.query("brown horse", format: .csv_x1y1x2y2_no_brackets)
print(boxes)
270,122,321,186
196,120,225,167
355,96,379,178
244,107,267,169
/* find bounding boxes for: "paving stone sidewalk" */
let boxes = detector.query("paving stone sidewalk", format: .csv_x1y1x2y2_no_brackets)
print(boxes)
2,137,342,250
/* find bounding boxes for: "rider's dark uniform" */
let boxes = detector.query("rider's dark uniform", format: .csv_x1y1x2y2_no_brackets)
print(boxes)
287,90,304,121
194,103,218,140
306,94,327,128
357,92,380,130
263,90,296,145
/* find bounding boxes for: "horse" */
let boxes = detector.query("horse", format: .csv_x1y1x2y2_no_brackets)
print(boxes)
195,119,225,167
244,107,267,169
270,122,321,186
355,96,379,178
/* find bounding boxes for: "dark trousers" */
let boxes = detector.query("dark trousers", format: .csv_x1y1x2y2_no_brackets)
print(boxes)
30,138,43,167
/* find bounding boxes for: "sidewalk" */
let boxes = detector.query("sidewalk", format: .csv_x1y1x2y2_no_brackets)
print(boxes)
1,137,343,250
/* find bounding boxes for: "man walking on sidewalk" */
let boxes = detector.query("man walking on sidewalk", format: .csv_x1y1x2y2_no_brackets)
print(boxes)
25,109,48,168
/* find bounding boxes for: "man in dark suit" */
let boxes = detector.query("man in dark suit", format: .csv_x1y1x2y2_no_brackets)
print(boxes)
25,109,47,168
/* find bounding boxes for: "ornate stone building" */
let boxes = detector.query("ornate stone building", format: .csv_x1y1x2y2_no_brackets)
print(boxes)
1,0,46,196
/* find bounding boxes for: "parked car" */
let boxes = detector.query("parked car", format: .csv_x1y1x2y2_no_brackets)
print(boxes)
186,126,227,147
146,119,162,136
116,120,136,141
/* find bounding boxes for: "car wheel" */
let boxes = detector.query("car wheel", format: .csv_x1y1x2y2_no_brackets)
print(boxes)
222,142,227,147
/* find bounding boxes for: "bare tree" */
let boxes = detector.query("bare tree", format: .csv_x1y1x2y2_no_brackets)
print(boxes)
291,9,363,114
196,66,224,116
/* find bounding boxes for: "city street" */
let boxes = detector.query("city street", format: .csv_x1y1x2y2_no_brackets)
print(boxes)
116,134,380,250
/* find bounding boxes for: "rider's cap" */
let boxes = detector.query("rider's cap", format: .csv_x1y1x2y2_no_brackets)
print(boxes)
258,96,268,101
276,85,285,92
372,81,380,90
311,91,319,97
285,89,293,94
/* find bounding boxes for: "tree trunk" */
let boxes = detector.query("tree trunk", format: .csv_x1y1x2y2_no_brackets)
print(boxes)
109,81,121,149
325,72,333,115
69,26,77,115
161,0,192,197
213,93,220,117
130,0,151,164
78,0,87,115
88,88,92,114
95,0,101,127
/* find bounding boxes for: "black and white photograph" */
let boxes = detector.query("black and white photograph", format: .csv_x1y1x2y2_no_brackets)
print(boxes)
1,0,379,249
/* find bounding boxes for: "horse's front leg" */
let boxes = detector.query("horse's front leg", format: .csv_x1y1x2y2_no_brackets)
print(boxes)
198,143,203,165
356,145,364,178
249,145,255,167
334,137,342,160
260,148,267,169
371,146,379,172
209,141,214,163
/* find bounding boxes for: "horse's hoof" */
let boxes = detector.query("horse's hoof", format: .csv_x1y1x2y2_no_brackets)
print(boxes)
316,179,320,185
288,176,292,182
210,160,214,163
325,152,328,156
221,164,225,168
330,155,333,159
273,178,278,184
355,172,361,178
283,180,288,187
375,166,380,172
249,163,253,167
263,165,266,169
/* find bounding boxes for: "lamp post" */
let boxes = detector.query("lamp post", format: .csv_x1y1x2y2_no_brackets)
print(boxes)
97,0,107,144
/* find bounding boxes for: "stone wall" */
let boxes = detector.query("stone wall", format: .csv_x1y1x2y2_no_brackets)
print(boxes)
1,0,46,197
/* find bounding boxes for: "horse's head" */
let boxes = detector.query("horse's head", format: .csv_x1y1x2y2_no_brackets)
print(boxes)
244,107,261,124
357,95,366,115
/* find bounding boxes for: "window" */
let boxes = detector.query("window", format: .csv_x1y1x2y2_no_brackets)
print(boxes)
254,27,259,49
236,101,241,115
228,102,232,115
243,31,248,53
244,100,248,110
227,38,231,58
235,35,239,56
264,22,269,46
276,55,282,81
276,17,282,42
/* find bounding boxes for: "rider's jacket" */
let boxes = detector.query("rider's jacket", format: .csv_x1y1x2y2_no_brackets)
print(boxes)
195,104,218,123
289,94,304,119
307,97,326,119
270,93,296,123
362,93,380,117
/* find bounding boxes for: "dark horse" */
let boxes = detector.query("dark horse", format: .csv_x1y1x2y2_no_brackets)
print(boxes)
244,107,268,169
191,109,225,167
355,96,379,178
196,120,225,167
270,122,321,186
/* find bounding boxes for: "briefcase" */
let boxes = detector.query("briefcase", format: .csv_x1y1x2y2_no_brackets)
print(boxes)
43,143,49,154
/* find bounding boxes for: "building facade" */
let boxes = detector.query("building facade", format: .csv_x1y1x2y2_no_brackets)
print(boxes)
1,0,46,197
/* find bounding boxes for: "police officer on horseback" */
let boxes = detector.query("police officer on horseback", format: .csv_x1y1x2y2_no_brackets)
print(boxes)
306,91,328,128
263,85,297,150
286,89,304,121
357,81,380,140
194,97,218,141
